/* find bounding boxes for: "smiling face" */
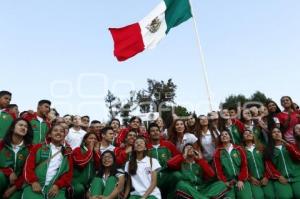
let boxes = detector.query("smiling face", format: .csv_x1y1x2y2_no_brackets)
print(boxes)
242,109,252,121
199,116,208,126
243,130,254,142
281,96,292,109
220,131,231,143
14,120,28,137
221,109,231,120
130,118,141,129
134,138,146,152
48,125,65,144
187,115,196,127
175,120,185,134
102,152,114,167
267,102,277,113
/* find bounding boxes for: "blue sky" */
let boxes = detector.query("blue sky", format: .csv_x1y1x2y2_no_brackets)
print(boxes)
0,0,299,121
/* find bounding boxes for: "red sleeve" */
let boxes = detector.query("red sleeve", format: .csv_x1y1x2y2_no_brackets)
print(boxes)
213,148,227,182
162,141,180,156
22,112,35,122
196,158,215,178
115,147,128,166
115,128,128,147
233,119,245,133
14,175,25,189
23,144,43,184
0,167,13,176
285,143,300,161
236,146,249,181
167,154,184,170
72,147,93,168
93,150,101,169
265,160,281,179
54,155,73,188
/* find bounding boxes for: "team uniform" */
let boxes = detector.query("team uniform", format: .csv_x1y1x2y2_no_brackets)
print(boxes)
65,127,87,149
276,111,300,143
115,127,148,147
125,156,161,199
226,119,245,145
147,140,181,198
0,109,16,139
23,142,73,199
244,145,275,199
89,169,124,198
23,113,50,144
168,154,227,199
267,145,300,199
71,145,101,199
214,144,253,199
0,140,31,199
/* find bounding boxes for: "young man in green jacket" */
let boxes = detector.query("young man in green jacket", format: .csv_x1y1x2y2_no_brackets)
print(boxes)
0,91,15,139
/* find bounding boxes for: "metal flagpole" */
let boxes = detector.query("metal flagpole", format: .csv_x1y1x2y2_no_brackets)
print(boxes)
188,0,213,112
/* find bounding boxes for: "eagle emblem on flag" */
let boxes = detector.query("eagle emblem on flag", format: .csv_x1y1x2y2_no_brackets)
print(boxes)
146,17,161,33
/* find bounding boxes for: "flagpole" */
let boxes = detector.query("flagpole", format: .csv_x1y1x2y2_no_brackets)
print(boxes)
188,0,213,112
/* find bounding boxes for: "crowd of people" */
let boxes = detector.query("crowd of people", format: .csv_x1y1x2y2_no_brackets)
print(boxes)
0,90,300,199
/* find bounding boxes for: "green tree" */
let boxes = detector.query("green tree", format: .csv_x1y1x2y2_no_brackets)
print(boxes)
105,90,121,119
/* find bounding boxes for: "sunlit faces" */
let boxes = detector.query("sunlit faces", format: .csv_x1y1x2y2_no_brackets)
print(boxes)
110,120,120,130
38,103,51,117
267,102,277,113
220,131,231,143
73,115,81,127
14,120,28,137
221,109,230,120
0,94,11,108
103,129,114,143
126,131,137,145
102,152,114,167
63,115,72,126
155,117,164,128
281,96,293,109
48,125,66,144
85,133,98,146
271,128,282,141
187,115,196,127
199,115,208,126
130,119,141,129
149,126,160,141
175,120,185,134
243,130,254,141
134,138,147,152
242,109,252,121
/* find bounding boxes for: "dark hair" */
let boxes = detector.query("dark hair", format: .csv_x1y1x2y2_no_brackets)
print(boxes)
98,150,117,178
182,143,193,153
50,108,59,117
8,104,18,109
147,122,159,133
0,91,12,98
101,127,113,135
128,136,148,175
168,119,187,145
3,118,33,146
129,116,142,124
91,120,101,125
82,115,90,120
109,118,120,126
280,96,295,110
63,114,72,118
217,128,232,144
264,127,281,160
38,100,51,106
265,100,281,131
81,132,98,146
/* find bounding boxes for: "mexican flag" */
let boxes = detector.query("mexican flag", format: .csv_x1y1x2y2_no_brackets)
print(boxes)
109,0,192,61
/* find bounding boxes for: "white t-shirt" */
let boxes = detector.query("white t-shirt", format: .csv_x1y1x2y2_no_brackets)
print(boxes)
100,144,115,154
65,127,87,149
200,130,215,161
45,143,63,186
125,156,161,199
176,133,198,152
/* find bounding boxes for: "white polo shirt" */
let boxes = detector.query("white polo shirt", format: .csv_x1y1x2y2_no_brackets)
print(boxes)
125,156,161,199
65,127,87,149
